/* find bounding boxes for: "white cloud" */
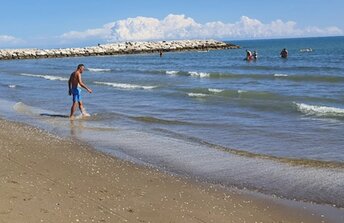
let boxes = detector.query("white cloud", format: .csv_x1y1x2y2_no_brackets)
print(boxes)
59,22,115,42
0,35,23,45
59,14,343,43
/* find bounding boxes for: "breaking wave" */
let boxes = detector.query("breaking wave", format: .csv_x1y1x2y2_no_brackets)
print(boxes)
94,81,157,90
20,73,68,81
166,70,179,75
188,71,211,78
87,68,112,72
208,88,224,93
187,93,209,97
294,103,344,118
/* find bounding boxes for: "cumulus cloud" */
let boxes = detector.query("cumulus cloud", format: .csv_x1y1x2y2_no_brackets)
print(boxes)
59,14,343,43
110,14,202,41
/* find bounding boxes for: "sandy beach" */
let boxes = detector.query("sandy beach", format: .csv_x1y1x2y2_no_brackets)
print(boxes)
0,118,336,223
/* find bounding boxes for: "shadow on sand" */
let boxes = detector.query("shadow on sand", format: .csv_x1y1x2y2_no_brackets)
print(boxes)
40,113,69,118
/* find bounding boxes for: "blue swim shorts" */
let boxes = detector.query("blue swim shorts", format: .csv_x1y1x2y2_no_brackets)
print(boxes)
72,87,82,102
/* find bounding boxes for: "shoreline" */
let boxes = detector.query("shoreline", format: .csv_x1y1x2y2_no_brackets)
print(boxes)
0,39,239,60
0,117,341,222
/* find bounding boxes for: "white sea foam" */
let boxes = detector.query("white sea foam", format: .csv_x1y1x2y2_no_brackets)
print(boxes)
295,102,344,117
300,48,313,52
187,93,208,97
8,84,16,88
166,70,179,75
94,81,157,90
237,90,248,94
208,88,224,93
87,68,111,72
197,50,209,53
74,125,344,209
274,73,289,77
188,71,210,78
20,73,68,81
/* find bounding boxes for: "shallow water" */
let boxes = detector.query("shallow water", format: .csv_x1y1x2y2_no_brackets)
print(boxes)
0,36,344,207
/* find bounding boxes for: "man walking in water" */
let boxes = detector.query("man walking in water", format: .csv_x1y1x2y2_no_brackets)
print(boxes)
68,64,92,119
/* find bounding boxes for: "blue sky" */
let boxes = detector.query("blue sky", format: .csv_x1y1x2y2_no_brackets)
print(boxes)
1,0,343,48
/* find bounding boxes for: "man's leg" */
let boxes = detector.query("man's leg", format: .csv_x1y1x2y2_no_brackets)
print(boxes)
78,101,90,116
70,101,78,118
78,101,87,115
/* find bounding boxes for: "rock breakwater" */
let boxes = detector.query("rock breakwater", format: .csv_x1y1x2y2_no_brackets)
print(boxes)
0,40,239,60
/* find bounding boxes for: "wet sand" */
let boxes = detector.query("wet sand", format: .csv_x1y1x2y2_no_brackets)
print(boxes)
0,118,336,222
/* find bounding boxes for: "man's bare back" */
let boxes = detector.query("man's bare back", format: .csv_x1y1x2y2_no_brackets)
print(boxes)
68,66,92,94
69,71,81,90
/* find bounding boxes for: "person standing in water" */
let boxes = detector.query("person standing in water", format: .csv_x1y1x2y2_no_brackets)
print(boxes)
68,64,92,119
280,48,288,58
253,51,258,60
245,49,253,60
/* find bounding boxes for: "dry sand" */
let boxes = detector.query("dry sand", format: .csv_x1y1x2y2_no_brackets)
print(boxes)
0,118,334,223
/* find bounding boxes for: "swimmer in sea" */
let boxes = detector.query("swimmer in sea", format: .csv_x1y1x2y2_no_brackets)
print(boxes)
280,48,288,58
245,49,253,61
253,51,258,60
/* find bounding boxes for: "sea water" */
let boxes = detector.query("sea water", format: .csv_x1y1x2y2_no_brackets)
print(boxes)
0,36,344,208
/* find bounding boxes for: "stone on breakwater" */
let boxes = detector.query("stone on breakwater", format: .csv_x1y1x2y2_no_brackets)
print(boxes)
0,40,239,60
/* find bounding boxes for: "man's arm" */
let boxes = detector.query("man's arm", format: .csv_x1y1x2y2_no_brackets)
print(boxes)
77,73,92,93
68,75,72,95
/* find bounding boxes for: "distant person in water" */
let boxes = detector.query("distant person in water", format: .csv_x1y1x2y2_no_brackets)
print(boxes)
245,50,253,60
159,50,163,57
280,48,288,58
253,51,258,60
68,64,92,119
